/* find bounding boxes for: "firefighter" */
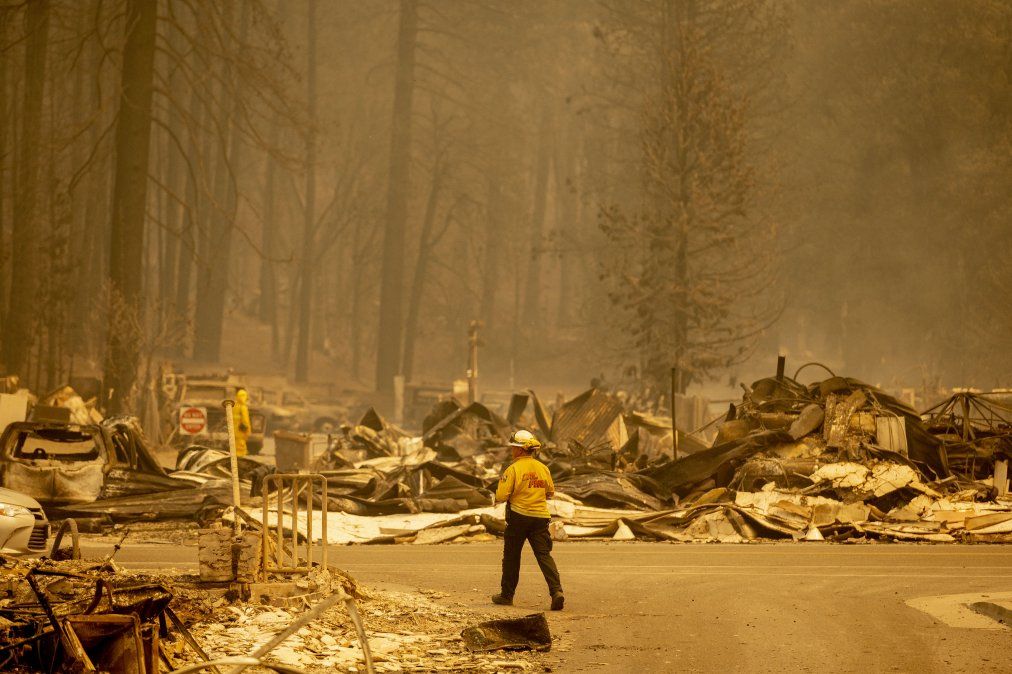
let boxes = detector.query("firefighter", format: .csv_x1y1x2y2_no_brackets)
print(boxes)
492,429,565,611
233,388,252,457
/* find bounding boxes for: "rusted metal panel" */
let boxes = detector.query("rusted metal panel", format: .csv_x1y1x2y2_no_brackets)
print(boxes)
550,389,627,451
61,614,146,674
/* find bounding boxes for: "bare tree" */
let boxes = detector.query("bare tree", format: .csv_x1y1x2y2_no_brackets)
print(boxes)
105,0,157,412
597,0,781,391
293,0,318,383
2,0,49,378
375,0,419,393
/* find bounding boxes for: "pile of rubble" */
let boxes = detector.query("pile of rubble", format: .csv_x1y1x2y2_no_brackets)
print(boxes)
4,363,1010,547
245,366,1012,546
624,370,1012,543
0,540,548,673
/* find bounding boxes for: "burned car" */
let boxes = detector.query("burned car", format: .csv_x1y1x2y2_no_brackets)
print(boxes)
0,486,48,555
0,417,186,505
167,378,268,454
263,389,346,433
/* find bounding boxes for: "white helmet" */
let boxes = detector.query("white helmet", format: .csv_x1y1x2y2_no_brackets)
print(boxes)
508,429,542,450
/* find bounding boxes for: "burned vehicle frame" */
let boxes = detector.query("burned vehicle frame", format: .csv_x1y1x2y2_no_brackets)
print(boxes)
0,416,185,506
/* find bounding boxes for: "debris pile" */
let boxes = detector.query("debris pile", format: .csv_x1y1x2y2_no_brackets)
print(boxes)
0,543,544,672
185,587,546,671
5,365,1010,547
249,365,1012,546
562,370,1012,543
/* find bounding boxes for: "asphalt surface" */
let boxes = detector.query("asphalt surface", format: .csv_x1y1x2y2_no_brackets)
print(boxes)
83,540,1012,673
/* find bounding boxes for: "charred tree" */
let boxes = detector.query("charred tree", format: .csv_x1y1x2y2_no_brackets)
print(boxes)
522,105,552,329
259,121,280,357
598,0,780,391
192,4,249,364
375,0,418,392
105,0,156,412
294,0,318,383
158,51,184,330
2,0,49,377
480,175,503,332
401,156,445,383
0,10,10,339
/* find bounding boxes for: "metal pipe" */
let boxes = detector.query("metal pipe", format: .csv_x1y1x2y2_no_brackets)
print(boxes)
320,477,328,569
49,518,81,560
305,479,313,570
275,485,284,567
291,480,300,565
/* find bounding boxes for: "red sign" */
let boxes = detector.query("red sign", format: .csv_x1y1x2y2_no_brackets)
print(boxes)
179,406,207,435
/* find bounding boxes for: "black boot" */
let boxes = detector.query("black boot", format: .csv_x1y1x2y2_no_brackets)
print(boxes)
491,593,513,606
551,592,565,611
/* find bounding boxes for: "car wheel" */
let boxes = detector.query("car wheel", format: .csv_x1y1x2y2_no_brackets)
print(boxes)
314,417,338,433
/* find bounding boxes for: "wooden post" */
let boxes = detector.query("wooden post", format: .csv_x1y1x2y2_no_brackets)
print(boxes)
467,320,480,405
776,355,786,381
960,394,971,442
994,459,1009,497
393,375,405,428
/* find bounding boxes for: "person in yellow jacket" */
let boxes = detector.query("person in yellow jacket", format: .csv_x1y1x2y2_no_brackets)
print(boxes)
233,388,252,457
492,429,564,611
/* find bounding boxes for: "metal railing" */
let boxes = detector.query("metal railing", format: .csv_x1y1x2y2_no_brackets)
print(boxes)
261,473,328,575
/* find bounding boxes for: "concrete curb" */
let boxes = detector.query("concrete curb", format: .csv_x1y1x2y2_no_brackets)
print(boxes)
969,601,1012,627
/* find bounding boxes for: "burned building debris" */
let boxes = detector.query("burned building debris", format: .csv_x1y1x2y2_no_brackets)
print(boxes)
212,364,1012,547
0,364,1010,548
0,522,544,673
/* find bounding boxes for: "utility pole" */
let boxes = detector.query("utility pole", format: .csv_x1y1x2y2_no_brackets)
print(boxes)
467,321,482,404
670,365,681,458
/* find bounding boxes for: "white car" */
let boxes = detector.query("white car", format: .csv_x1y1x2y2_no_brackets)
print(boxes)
0,487,49,555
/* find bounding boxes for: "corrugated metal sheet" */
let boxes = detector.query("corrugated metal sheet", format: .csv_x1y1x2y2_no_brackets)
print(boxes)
551,389,627,451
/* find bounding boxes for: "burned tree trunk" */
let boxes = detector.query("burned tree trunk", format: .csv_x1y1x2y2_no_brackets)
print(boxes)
375,0,418,392
105,0,156,412
158,69,184,328
349,217,368,381
259,122,280,357
192,122,240,363
2,0,49,377
480,175,502,332
192,4,248,363
173,77,206,356
0,10,10,339
294,0,318,383
522,105,552,329
401,162,445,383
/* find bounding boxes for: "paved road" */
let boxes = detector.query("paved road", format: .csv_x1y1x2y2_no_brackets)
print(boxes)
84,541,1012,673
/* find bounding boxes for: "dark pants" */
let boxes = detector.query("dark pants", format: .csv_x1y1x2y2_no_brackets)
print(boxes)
500,506,563,598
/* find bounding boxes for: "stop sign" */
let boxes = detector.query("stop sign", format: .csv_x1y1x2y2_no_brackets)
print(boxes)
179,406,207,435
